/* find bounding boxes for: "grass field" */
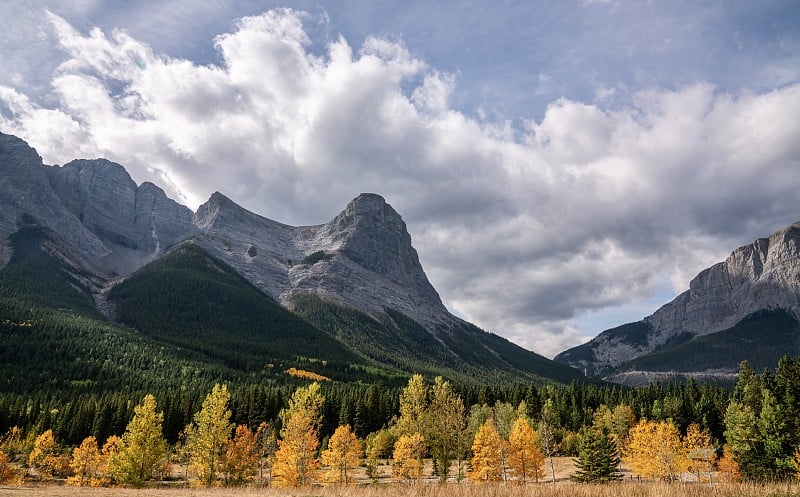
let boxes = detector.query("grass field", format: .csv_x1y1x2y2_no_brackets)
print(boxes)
1,482,798,497
2,458,798,497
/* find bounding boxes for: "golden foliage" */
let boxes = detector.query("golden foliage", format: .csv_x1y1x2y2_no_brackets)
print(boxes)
392,432,426,482
273,383,325,487
507,417,545,483
220,424,259,486
321,424,363,484
624,419,687,481
28,429,68,480
111,393,167,486
469,419,505,483
683,423,716,482
66,436,103,487
717,444,741,483
0,449,23,485
285,367,331,382
187,383,234,487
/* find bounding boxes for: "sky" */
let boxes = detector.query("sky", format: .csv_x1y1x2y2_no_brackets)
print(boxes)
1,1,799,358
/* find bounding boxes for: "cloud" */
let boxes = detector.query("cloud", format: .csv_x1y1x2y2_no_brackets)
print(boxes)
1,9,800,357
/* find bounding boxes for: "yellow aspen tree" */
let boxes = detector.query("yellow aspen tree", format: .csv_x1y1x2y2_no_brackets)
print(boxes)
66,436,102,486
624,419,687,481
321,424,363,485
469,419,504,483
188,384,234,487
424,376,466,482
392,432,426,483
220,424,259,486
507,417,544,484
717,444,741,483
273,382,324,487
397,374,428,436
0,449,23,485
112,394,167,486
791,446,800,480
683,423,716,483
28,429,63,480
101,435,122,486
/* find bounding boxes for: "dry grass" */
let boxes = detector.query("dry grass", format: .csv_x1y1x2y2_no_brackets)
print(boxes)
1,482,798,497
1,458,797,497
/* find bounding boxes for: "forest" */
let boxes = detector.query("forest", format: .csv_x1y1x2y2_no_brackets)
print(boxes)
1,357,799,488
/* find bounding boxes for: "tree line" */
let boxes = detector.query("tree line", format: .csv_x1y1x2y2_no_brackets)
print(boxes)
2,357,800,486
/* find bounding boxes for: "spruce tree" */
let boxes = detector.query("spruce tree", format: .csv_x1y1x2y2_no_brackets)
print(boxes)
572,426,621,483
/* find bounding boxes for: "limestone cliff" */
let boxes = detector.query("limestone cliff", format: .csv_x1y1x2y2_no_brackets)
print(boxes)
555,221,800,377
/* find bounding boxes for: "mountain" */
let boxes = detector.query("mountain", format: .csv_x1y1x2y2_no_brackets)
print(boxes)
0,132,584,385
555,221,800,384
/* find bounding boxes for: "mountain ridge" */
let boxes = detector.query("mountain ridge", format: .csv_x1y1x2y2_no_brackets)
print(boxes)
0,131,583,385
555,220,800,383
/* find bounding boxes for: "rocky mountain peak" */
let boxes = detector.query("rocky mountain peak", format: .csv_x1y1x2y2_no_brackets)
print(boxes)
0,132,42,169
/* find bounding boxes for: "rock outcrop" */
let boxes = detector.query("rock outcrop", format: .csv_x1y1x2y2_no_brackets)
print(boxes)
555,221,800,376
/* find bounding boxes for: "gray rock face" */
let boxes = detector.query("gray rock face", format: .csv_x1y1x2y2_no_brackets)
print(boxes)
0,133,107,267
45,159,194,276
191,191,450,331
557,221,800,375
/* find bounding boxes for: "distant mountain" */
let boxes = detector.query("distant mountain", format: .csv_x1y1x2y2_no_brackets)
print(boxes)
555,221,800,385
0,132,584,385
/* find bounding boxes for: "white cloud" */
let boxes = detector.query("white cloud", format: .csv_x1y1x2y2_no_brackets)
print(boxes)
1,9,800,357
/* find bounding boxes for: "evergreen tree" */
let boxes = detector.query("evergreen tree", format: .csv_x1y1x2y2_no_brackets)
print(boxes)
572,426,621,482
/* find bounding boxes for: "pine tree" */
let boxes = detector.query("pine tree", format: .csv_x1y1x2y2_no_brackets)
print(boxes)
507,416,544,484
321,424,363,485
272,382,325,487
112,394,167,486
468,419,504,483
187,384,234,486
724,400,761,480
572,426,621,483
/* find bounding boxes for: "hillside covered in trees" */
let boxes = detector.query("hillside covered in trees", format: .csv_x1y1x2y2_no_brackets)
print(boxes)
1,358,800,487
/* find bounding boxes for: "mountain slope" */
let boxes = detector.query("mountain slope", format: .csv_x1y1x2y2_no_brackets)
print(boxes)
556,221,800,382
108,244,395,382
0,132,584,386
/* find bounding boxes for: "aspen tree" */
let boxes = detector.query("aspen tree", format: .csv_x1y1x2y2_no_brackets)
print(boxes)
28,429,64,480
468,419,504,482
220,424,259,485
624,419,687,481
187,384,234,486
683,423,716,483
321,424,363,485
273,382,324,487
507,417,544,484
392,432,426,483
66,436,102,486
113,394,167,486
397,374,427,436
424,376,466,482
